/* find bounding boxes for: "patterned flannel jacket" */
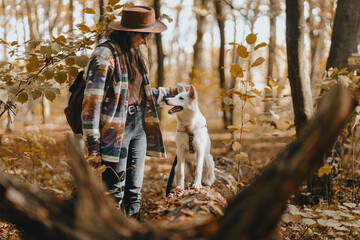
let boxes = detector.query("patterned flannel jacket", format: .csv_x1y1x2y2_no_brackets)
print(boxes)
81,40,175,162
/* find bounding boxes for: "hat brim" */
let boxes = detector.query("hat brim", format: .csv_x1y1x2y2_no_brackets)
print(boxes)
108,21,167,33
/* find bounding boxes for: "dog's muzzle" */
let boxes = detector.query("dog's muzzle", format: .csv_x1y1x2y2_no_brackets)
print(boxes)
128,105,142,115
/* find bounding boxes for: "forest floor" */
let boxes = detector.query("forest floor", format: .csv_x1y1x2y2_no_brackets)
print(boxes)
0,124,360,239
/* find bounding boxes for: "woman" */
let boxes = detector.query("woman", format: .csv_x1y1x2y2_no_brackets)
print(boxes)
81,5,175,220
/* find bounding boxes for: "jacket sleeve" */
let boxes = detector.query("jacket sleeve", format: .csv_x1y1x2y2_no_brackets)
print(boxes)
81,54,113,156
152,87,178,107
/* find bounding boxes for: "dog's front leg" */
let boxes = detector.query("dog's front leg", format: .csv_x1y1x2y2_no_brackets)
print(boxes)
175,150,186,190
193,150,205,189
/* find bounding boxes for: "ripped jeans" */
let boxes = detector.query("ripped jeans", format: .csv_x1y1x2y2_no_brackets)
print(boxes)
102,107,147,219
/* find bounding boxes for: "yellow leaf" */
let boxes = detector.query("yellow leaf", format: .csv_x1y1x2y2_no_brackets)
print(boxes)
268,78,278,87
242,127,251,132
232,142,241,151
31,90,42,100
230,64,244,78
230,90,243,96
227,125,239,131
54,71,67,84
318,164,331,177
222,139,233,146
251,57,265,67
254,42,267,50
17,92,29,104
109,0,120,5
26,55,40,73
75,55,89,68
106,6,113,12
248,81,255,87
246,97,255,108
249,120,256,125
42,68,55,79
96,21,108,30
77,24,91,33
338,68,348,74
236,45,249,58
277,86,285,92
67,67,79,78
11,41,18,46
235,154,242,162
251,89,263,98
107,14,116,20
45,91,56,102
83,8,96,14
246,33,257,44
264,86,272,93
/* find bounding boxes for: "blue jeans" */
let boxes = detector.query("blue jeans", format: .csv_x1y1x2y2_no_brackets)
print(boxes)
102,107,147,219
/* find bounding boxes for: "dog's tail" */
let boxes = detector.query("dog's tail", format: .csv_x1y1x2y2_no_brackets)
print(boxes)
165,156,177,197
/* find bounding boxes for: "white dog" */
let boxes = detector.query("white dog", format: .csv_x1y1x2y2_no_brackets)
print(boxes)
165,83,215,189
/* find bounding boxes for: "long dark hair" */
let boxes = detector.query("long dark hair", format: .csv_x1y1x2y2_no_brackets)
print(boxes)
106,30,148,83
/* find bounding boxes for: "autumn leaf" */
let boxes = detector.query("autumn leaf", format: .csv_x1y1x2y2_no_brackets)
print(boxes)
17,92,29,104
230,64,244,78
318,163,331,177
76,24,91,33
222,139,232,146
254,42,267,50
268,78,278,87
31,90,42,100
75,55,89,68
251,89,263,98
232,142,241,151
54,71,67,84
26,55,40,73
251,57,265,67
109,0,120,6
227,125,239,131
246,33,257,44
83,8,95,14
236,45,249,58
45,90,56,102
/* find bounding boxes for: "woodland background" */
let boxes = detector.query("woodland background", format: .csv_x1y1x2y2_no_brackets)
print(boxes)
0,0,360,239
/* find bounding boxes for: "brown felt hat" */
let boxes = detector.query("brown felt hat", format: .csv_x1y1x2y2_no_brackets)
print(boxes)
108,6,167,33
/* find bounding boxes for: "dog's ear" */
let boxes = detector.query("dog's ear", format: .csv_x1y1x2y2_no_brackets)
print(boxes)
189,85,197,100
177,83,186,93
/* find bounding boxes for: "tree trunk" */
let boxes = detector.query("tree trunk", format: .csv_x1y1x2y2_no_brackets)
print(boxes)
68,0,74,33
265,0,278,112
190,0,208,88
285,0,313,134
214,0,230,128
326,0,360,70
154,0,165,120
0,84,356,240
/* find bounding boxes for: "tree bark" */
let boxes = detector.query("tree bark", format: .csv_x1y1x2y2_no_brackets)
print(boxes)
326,0,360,70
286,0,313,134
0,84,356,240
190,0,208,88
265,0,278,112
214,0,230,128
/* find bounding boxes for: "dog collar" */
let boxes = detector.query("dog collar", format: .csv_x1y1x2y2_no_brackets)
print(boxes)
177,125,207,154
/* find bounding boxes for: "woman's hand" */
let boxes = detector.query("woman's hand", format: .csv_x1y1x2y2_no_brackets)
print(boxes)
88,155,102,168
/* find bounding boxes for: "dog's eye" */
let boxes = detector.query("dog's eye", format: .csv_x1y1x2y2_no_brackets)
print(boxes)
179,97,184,100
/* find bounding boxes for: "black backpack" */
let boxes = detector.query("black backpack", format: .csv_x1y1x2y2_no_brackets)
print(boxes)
64,70,86,134
64,41,118,134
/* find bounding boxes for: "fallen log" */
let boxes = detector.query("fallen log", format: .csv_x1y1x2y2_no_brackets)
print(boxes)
0,84,357,239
